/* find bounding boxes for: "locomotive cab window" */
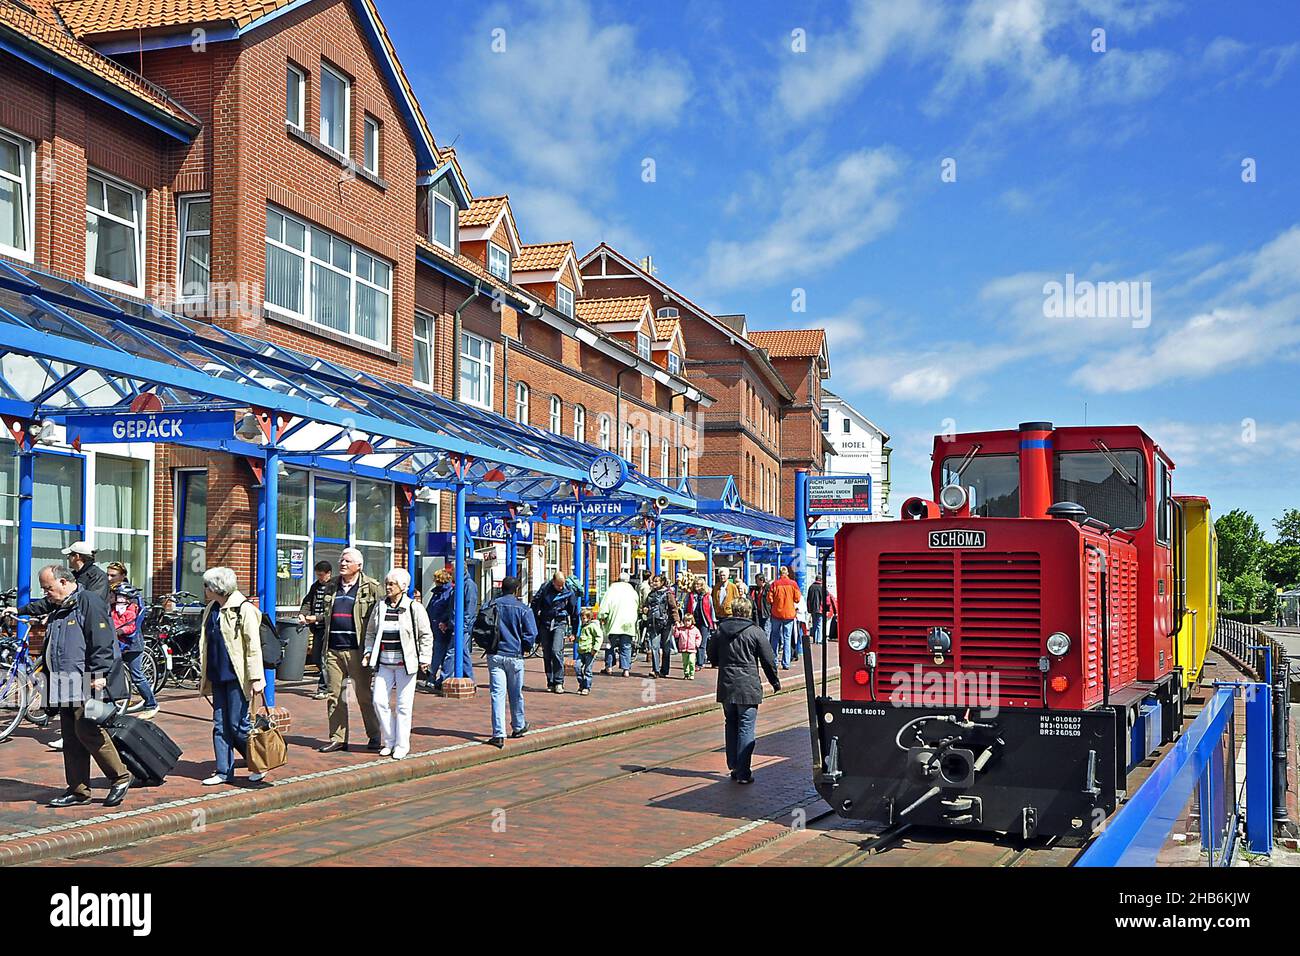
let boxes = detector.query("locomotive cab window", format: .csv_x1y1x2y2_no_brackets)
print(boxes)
1054,450,1145,530
1156,457,1171,544
940,454,1019,517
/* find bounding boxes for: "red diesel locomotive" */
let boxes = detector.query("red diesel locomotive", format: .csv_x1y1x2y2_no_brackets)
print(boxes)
806,422,1197,840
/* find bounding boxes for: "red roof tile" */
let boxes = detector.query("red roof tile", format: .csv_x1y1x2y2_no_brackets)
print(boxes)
748,329,827,359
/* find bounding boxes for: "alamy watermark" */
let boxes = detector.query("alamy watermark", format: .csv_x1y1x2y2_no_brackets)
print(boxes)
1042,273,1151,329
888,665,1000,717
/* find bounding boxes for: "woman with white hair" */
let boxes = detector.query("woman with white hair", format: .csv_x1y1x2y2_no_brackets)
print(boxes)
362,567,434,759
198,567,266,785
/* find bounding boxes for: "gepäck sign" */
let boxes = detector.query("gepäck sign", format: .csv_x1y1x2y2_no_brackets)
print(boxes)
806,475,873,516
64,410,235,445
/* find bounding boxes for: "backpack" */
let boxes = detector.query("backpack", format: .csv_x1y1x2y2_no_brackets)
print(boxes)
235,601,285,666
472,600,502,654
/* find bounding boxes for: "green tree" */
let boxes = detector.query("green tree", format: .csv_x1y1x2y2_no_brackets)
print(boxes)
1262,509,1300,589
1215,509,1266,583
1222,570,1276,621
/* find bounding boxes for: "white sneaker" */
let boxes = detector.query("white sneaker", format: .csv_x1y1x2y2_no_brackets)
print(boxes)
201,774,227,786
48,737,63,751
248,772,265,783
555,685,565,694
138,707,159,720
378,746,392,757
391,749,408,760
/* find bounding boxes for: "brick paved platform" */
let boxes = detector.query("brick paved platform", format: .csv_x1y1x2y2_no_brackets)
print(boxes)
0,644,836,865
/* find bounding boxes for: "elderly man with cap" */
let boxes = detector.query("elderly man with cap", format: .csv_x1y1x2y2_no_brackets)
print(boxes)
61,541,109,603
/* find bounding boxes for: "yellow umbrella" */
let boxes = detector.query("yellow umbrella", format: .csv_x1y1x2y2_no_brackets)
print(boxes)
634,540,707,563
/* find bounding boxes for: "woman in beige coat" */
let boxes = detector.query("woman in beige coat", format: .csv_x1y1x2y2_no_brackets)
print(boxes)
363,568,434,759
198,567,266,785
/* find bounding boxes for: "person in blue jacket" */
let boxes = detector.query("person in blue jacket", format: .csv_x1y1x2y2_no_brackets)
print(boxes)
425,567,481,691
531,572,580,693
486,576,537,747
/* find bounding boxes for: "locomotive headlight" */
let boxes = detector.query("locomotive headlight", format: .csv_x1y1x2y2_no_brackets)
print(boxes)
938,484,967,511
847,628,871,652
1046,632,1071,657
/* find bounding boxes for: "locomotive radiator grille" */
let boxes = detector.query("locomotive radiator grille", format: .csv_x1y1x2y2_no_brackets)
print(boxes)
877,551,1043,705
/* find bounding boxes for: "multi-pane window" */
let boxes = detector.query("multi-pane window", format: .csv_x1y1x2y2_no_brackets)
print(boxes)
488,242,510,281
656,307,678,318
549,395,562,433
175,469,206,595
640,431,650,474
598,415,611,451
0,129,34,261
820,409,830,432
86,171,144,294
622,423,634,460
363,115,379,175
660,438,669,478
413,311,434,387
264,207,391,347
514,381,529,424
636,333,651,360
556,283,574,318
93,455,151,586
177,195,211,301
286,64,305,130
842,418,851,434
573,405,586,444
429,178,457,252
459,331,493,409
320,62,350,156
667,352,681,375
354,478,393,576
678,446,689,479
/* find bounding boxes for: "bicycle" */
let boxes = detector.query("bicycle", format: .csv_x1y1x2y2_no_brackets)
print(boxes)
0,618,47,742
141,591,204,691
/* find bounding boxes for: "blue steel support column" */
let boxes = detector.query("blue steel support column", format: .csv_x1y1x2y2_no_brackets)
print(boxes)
643,529,652,574
453,476,467,680
505,521,518,578
653,519,662,576
1246,682,1274,854
406,490,418,597
255,474,266,604
742,546,751,585
260,447,279,707
794,469,809,592
706,538,714,583
574,504,585,609
16,447,33,646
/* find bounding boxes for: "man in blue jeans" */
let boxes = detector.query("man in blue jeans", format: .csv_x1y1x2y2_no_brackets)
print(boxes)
707,596,781,784
486,576,537,748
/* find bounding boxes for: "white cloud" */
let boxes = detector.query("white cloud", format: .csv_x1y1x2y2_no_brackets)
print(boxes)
774,0,945,121
697,147,904,291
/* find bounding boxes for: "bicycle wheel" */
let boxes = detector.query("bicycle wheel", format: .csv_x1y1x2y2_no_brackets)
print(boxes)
0,673,27,742
139,651,158,696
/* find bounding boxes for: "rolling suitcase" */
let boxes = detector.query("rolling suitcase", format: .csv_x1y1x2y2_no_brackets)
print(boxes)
107,715,183,786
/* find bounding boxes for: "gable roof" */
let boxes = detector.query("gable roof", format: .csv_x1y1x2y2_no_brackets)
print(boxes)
515,242,573,273
748,329,826,359
575,295,650,327
459,194,520,255
653,316,679,341
461,194,507,228
0,0,201,140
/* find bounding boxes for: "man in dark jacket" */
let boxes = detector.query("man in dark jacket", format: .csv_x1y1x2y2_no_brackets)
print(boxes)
532,573,579,693
297,560,334,699
707,595,781,784
748,574,771,630
486,576,537,747
8,564,131,807
806,575,826,645
62,541,109,603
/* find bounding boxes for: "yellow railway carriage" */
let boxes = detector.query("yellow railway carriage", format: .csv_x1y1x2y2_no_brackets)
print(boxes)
1174,495,1217,691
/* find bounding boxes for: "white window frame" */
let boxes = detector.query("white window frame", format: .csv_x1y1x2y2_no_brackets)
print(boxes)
363,115,380,175
85,169,145,296
549,395,562,434
678,445,689,479
319,62,351,158
430,190,456,253
514,381,529,424
0,128,35,263
176,193,211,303
487,241,511,281
640,431,650,475
623,423,634,461
573,404,586,444
656,307,678,318
286,63,305,131
556,283,574,318
88,452,153,594
459,330,494,410
263,206,392,349
660,438,669,478
636,332,651,360
598,415,611,451
667,352,681,375
413,310,434,389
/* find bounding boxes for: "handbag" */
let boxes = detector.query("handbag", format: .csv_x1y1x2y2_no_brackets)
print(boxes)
246,691,288,774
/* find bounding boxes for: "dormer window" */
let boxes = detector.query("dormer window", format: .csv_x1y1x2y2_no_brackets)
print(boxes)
656,307,678,318
636,332,651,360
488,242,510,281
556,283,574,318
429,178,457,252
667,352,681,375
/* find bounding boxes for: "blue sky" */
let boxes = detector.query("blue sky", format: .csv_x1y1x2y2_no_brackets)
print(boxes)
383,0,1300,535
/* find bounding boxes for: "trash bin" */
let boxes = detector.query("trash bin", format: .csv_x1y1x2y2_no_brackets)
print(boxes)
277,620,310,682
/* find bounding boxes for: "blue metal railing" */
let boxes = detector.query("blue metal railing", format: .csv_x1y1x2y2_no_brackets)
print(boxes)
1077,682,1273,866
